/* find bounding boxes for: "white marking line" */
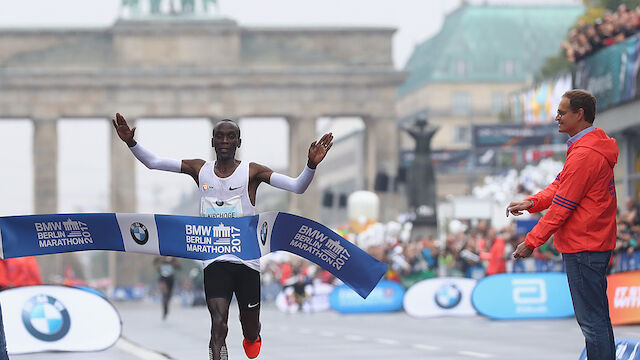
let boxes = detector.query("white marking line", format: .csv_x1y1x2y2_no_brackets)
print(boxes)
412,344,440,351
116,337,171,360
375,338,399,345
320,331,335,337
458,350,493,358
346,334,364,341
299,328,312,334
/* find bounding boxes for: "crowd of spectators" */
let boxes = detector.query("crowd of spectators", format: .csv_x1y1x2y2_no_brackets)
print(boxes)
118,196,640,305
365,219,566,286
563,4,640,62
614,197,640,272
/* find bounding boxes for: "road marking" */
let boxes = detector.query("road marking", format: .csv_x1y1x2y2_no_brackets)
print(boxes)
375,338,399,345
299,328,312,334
116,337,173,360
320,331,336,337
458,350,493,358
412,344,440,351
346,334,364,341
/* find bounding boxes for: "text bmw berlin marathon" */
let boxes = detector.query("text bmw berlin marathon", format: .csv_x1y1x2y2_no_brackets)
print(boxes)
290,225,351,271
185,223,242,254
35,219,93,248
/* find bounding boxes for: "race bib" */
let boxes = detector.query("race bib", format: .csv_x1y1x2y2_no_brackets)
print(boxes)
201,196,243,218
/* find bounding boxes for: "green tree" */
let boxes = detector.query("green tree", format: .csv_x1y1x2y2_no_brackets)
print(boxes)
536,52,573,81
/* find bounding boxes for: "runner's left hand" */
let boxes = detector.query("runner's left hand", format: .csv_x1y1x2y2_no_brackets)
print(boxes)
307,133,333,169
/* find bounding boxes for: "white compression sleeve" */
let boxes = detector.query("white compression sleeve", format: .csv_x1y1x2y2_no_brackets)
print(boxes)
269,165,315,194
129,143,182,173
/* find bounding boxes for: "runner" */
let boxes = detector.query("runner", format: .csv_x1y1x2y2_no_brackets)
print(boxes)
153,256,180,320
113,114,332,360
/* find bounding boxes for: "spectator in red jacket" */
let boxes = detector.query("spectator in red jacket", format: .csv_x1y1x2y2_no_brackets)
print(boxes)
485,228,506,276
507,89,617,360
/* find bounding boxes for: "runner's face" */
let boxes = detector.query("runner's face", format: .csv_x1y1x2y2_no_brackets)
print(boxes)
212,122,240,160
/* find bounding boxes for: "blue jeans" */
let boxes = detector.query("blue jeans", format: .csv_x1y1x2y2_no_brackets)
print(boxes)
563,251,615,360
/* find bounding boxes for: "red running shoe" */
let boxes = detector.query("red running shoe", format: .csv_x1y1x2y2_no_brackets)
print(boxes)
242,335,261,359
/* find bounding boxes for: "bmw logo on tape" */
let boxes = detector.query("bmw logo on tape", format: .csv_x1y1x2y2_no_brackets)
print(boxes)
260,222,268,245
130,222,149,245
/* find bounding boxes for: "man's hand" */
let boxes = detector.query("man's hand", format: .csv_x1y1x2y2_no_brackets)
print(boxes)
513,241,534,259
307,133,333,169
506,200,533,217
112,112,137,147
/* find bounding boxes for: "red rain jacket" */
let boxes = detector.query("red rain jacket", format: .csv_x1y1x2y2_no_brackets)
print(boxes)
524,128,618,253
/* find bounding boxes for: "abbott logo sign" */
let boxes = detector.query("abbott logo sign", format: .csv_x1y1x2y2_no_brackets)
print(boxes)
472,273,573,320
512,278,548,314
512,279,547,304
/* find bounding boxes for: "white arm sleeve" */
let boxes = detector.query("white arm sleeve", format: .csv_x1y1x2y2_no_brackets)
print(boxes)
269,165,315,194
129,143,182,173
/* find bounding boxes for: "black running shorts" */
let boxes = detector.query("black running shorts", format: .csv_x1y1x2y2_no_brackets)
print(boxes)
204,261,261,311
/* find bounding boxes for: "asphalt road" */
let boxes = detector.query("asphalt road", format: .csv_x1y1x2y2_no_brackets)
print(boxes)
11,301,640,360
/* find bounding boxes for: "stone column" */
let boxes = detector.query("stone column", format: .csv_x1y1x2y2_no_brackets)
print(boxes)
287,115,320,220
364,116,400,222
32,118,58,214
109,118,138,288
110,119,137,213
32,118,62,280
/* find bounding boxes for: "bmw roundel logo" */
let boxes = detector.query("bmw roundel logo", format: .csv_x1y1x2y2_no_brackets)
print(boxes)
215,200,224,206
130,222,149,245
434,283,462,309
22,294,71,342
260,222,268,245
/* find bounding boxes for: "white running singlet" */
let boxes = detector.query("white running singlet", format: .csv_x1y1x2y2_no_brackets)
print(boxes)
198,161,260,272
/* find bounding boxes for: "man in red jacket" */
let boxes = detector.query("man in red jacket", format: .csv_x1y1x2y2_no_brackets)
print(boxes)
507,89,617,360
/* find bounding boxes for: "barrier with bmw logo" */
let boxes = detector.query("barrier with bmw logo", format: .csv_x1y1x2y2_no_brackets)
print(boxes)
0,285,121,354
472,272,574,320
403,278,477,318
329,280,404,314
579,338,640,360
0,212,386,298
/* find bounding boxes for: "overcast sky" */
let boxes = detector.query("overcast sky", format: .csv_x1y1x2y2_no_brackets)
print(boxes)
0,0,579,216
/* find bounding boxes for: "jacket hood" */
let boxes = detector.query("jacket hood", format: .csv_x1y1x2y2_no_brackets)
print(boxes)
570,127,618,168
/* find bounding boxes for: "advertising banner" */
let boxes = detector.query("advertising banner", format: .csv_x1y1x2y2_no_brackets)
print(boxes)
0,212,386,299
575,34,640,110
473,123,565,149
579,338,640,360
0,285,121,354
472,273,574,320
403,277,477,318
329,280,404,314
607,270,640,325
